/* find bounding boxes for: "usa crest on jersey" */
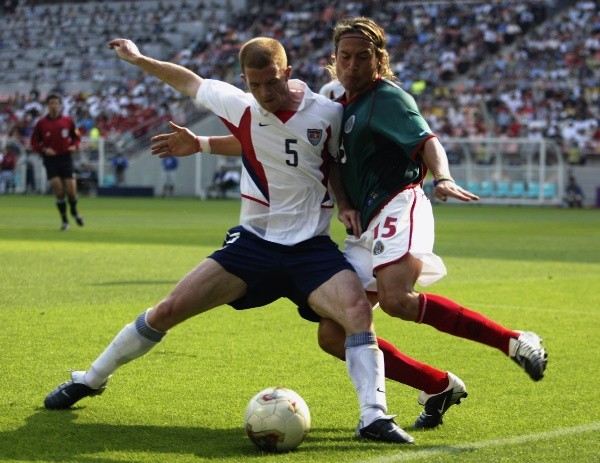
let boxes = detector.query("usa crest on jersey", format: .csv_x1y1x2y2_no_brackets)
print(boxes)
307,129,323,146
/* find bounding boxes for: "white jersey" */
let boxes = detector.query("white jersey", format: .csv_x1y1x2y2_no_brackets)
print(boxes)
318,79,345,100
196,79,343,245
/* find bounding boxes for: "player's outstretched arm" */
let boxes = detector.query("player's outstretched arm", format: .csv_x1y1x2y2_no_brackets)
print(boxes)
423,137,479,203
108,38,202,99
150,122,243,158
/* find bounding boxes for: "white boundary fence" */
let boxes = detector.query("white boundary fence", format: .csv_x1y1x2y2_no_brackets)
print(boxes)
438,137,565,206
6,134,595,207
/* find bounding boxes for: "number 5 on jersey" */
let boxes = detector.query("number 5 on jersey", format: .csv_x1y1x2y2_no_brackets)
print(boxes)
285,139,298,167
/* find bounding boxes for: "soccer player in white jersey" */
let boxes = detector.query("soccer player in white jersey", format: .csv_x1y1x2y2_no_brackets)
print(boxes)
43,36,414,444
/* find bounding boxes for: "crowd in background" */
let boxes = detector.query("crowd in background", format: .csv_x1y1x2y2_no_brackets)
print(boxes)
0,0,598,166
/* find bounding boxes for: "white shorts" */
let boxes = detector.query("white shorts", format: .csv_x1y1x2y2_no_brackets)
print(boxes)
343,186,447,293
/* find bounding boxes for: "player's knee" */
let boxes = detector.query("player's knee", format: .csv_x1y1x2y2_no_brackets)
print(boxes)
343,299,374,330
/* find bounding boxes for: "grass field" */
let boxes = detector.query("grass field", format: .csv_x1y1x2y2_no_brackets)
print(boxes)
1,195,599,463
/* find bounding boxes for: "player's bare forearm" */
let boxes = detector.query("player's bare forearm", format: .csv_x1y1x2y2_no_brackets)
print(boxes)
422,137,452,180
422,137,479,203
108,38,201,98
209,135,243,157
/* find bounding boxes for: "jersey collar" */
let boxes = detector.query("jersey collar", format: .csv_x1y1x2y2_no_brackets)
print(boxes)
338,78,381,106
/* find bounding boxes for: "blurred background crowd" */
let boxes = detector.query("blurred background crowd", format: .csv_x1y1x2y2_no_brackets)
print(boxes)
0,0,598,168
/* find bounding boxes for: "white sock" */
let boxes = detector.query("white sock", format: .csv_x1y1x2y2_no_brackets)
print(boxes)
84,311,165,388
345,334,387,427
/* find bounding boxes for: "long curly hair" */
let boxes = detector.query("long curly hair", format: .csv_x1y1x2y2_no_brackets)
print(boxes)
326,16,396,80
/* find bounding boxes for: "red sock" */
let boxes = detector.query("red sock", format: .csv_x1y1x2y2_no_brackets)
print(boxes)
377,337,449,394
419,293,519,355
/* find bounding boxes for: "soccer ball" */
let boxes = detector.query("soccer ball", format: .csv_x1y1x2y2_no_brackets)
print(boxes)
244,386,311,452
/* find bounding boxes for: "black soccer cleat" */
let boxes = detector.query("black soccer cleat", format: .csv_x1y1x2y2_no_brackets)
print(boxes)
75,216,85,227
44,371,108,409
357,416,415,444
414,371,468,429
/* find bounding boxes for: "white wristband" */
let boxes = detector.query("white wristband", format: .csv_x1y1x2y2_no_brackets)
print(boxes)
195,136,211,154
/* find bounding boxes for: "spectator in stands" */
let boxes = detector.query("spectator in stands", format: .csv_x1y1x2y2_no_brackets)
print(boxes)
161,155,178,198
76,162,98,197
30,93,84,231
210,165,240,199
0,145,17,194
111,152,128,185
3,0,598,171
88,125,101,156
564,174,584,208
565,139,583,165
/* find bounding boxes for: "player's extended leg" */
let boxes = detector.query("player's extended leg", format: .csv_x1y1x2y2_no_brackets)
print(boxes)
376,254,547,381
44,258,247,409
49,176,69,230
308,269,413,444
318,318,467,429
64,177,84,226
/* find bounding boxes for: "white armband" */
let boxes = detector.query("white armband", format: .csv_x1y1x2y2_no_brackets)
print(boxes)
195,136,211,154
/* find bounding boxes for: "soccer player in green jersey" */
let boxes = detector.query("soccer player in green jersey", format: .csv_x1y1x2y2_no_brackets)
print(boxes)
323,16,548,428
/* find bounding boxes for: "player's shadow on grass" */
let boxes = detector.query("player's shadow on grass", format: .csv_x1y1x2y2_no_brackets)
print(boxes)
1,410,250,462
0,410,386,461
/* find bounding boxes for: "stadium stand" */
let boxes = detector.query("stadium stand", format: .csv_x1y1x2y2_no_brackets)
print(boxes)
0,0,598,203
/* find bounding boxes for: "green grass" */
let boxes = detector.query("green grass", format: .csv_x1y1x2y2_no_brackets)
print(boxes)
1,195,599,463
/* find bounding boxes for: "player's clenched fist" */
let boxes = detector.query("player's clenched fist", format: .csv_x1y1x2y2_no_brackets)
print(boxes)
108,38,142,63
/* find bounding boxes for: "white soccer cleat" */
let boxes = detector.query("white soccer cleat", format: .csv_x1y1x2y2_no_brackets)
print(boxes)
509,331,548,381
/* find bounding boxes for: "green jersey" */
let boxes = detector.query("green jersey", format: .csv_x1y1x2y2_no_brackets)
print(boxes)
338,79,434,229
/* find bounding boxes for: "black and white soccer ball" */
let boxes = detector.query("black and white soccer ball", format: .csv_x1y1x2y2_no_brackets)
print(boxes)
244,386,311,452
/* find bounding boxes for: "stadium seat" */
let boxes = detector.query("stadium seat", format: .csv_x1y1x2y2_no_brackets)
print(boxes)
479,181,493,198
543,182,557,199
509,181,525,198
526,182,540,198
495,181,510,198
466,181,480,196
103,174,116,187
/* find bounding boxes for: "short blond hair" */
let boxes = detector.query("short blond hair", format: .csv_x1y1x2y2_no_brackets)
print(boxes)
326,16,395,80
239,37,288,72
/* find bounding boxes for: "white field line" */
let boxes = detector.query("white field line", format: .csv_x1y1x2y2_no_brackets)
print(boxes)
351,422,600,463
